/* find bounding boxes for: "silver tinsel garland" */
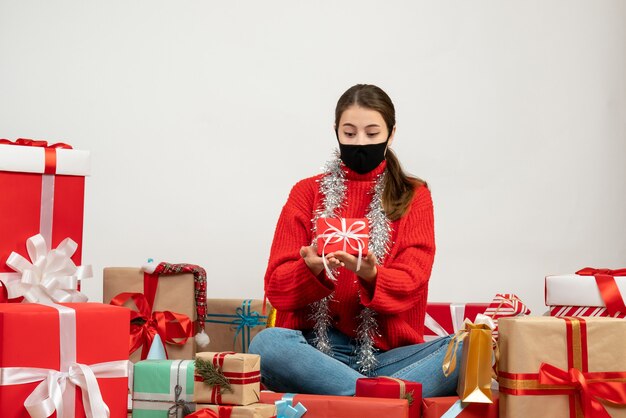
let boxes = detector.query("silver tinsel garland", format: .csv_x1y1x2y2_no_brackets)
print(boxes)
309,150,392,375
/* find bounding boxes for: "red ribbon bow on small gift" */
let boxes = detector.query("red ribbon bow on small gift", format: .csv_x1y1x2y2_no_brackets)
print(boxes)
538,362,626,418
110,292,193,359
576,267,626,316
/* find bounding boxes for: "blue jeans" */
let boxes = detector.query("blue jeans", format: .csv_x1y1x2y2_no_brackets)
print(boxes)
248,327,461,398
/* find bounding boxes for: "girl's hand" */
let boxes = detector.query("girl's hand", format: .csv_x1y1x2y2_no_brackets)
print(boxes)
326,251,378,283
300,245,341,276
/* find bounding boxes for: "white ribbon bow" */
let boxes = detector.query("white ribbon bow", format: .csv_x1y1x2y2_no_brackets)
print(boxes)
424,303,467,342
1,360,130,418
318,218,368,281
4,234,91,303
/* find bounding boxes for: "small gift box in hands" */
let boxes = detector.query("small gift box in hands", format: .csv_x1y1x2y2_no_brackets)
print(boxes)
316,218,369,257
316,218,369,279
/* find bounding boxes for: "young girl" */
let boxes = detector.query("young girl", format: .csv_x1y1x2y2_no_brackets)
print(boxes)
249,84,460,397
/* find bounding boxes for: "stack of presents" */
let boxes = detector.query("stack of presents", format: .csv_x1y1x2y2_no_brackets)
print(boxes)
1,137,625,417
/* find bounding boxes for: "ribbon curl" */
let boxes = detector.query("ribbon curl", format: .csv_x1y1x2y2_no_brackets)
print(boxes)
110,292,193,359
318,218,368,281
4,234,91,303
538,362,626,418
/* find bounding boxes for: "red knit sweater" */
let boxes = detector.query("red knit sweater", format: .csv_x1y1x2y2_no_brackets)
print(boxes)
264,160,435,351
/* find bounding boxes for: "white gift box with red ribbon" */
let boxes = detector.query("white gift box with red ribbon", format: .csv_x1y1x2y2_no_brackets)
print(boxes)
545,268,626,309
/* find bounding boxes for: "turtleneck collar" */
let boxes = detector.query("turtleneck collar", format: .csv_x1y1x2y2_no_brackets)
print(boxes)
342,159,387,181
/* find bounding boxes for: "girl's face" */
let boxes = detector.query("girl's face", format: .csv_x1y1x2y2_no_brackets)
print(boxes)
336,105,395,146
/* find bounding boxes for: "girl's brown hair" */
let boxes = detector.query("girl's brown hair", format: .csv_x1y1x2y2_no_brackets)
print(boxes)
335,84,426,221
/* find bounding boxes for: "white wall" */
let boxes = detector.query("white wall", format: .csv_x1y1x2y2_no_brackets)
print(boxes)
1,1,624,315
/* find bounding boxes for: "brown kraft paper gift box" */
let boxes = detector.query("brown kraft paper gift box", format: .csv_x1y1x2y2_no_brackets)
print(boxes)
201,299,270,353
103,267,196,361
498,316,626,418
194,351,261,406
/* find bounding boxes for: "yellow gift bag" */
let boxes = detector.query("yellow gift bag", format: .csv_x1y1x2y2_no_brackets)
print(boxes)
443,314,495,403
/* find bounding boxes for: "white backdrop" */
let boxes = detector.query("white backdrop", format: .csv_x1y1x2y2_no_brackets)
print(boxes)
1,1,625,315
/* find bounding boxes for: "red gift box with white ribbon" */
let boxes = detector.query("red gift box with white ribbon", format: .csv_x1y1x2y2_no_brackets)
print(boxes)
424,303,490,342
424,294,530,341
316,217,369,257
0,139,90,290
0,303,131,418
316,217,369,280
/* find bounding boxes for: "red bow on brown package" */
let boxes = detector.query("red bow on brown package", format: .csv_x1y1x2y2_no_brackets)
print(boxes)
576,267,626,316
499,317,626,418
186,407,235,418
0,138,72,174
538,362,626,418
110,291,193,359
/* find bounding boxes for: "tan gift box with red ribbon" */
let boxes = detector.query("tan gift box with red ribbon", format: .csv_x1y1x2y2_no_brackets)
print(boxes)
498,316,626,418
103,267,196,361
193,352,261,406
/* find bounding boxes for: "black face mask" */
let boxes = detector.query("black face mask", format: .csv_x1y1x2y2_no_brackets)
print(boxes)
338,140,389,174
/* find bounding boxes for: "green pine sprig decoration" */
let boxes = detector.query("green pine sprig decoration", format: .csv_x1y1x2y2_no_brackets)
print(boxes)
195,358,233,394
402,390,414,406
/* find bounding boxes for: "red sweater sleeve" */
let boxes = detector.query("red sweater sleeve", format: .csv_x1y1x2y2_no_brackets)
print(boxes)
264,178,335,311
359,185,435,314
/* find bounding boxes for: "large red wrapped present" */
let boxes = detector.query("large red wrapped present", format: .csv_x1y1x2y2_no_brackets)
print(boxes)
355,377,421,418
424,303,490,342
422,392,499,418
259,391,408,418
0,139,89,286
0,302,131,418
545,267,626,316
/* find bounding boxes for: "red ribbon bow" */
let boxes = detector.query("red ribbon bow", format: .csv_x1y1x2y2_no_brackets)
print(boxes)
576,267,626,316
0,137,73,174
186,406,234,418
110,292,193,359
538,362,626,418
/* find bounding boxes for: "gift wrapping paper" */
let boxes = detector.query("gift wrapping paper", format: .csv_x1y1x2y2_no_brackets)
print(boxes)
202,299,270,354
259,392,409,418
549,305,626,318
498,316,626,418
355,377,421,418
0,140,89,285
193,352,260,406
104,267,196,361
132,359,195,418
0,302,130,418
194,403,276,418
545,268,626,316
421,392,499,418
483,294,530,339
424,303,490,342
